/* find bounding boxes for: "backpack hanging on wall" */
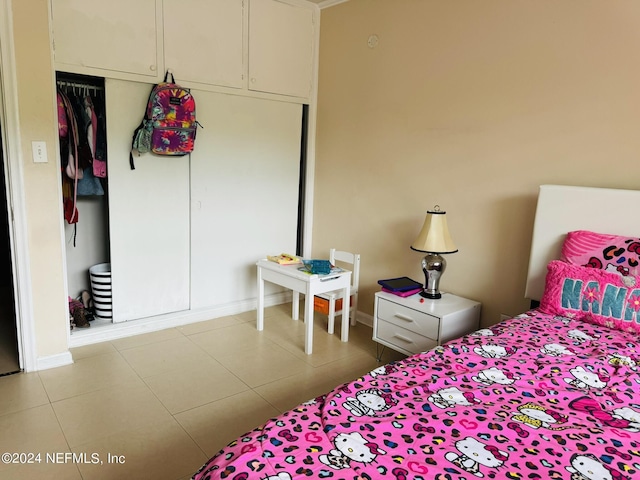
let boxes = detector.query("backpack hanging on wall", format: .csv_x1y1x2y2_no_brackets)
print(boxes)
130,70,200,169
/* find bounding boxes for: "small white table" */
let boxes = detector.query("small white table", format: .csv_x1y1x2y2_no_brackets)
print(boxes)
256,259,352,354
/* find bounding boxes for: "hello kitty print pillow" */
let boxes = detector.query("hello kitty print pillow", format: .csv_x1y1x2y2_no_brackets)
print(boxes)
539,260,640,334
561,230,640,277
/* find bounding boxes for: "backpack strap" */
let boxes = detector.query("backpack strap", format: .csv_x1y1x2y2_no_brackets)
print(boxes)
164,70,175,84
129,120,145,170
129,81,161,170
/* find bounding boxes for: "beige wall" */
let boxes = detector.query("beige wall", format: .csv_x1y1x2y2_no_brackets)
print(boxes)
6,0,640,365
11,0,68,358
315,0,640,326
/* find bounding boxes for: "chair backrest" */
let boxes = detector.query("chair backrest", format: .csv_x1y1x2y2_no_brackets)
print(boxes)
330,248,360,292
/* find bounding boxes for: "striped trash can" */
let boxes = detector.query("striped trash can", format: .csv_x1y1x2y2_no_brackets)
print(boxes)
89,263,112,320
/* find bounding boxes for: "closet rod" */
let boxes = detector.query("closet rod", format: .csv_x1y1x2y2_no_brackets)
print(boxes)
56,80,104,92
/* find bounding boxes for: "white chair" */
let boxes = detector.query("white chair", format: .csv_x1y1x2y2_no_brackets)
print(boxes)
315,249,360,335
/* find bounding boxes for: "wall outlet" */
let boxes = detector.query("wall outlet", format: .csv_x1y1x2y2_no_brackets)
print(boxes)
31,141,48,163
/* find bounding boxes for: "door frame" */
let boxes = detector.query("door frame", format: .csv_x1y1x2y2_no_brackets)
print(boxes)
0,0,37,372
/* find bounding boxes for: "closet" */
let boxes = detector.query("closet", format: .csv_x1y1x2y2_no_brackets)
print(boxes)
51,0,317,339
58,75,303,329
56,73,110,324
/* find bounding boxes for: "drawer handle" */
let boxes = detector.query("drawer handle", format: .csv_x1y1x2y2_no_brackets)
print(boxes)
394,313,415,323
393,334,413,344
320,275,340,282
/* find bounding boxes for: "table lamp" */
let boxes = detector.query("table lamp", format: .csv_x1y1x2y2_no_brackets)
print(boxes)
410,206,458,299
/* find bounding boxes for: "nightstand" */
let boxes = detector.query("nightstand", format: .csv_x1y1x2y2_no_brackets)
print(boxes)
373,291,481,358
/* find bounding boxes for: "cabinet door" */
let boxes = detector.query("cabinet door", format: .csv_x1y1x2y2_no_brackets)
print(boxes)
164,0,244,88
248,0,315,99
190,93,302,309
106,80,190,322
52,0,160,79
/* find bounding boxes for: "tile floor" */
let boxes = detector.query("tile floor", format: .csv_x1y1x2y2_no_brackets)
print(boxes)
0,303,405,480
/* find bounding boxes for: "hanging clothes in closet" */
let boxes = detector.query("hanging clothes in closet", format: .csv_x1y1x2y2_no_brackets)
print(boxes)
56,79,107,229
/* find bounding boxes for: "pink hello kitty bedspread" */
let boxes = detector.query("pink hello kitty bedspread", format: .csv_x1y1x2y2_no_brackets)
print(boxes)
192,310,640,480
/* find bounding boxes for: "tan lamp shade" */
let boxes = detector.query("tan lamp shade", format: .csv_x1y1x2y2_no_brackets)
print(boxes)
410,207,458,254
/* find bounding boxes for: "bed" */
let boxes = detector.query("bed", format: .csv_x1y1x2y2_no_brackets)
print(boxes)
192,185,640,480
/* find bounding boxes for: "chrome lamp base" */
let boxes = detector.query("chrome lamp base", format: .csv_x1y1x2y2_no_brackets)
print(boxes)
420,253,446,299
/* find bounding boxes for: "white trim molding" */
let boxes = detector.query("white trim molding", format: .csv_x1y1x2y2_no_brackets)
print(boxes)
317,0,349,9
37,351,73,371
0,0,37,372
69,294,370,349
356,310,373,328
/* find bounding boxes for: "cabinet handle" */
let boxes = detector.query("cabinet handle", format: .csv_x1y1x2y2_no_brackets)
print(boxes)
394,313,414,323
393,334,413,344
150,65,157,72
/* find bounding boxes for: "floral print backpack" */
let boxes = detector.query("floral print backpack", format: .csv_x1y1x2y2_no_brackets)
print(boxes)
130,70,200,169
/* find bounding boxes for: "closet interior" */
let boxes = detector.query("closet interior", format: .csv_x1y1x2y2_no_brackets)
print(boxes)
56,72,111,329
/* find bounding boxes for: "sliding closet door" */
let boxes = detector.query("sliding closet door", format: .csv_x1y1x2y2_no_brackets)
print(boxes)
106,79,190,322
190,93,302,309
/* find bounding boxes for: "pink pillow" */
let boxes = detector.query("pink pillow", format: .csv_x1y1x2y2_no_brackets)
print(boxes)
561,230,640,277
539,260,640,334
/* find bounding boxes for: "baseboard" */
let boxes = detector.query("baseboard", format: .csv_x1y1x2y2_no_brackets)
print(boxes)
68,291,292,348
68,292,372,351
37,351,74,371
356,311,373,328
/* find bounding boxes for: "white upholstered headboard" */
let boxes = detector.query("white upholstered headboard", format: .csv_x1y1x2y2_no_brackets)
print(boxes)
525,184,640,301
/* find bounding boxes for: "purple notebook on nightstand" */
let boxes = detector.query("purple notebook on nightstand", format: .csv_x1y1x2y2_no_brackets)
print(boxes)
381,287,422,297
377,276,423,292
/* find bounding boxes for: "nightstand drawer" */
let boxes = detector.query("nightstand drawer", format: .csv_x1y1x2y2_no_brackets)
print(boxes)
377,319,438,354
377,299,439,338
373,291,481,358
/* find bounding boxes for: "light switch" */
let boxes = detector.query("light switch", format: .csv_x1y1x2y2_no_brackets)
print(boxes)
32,141,47,163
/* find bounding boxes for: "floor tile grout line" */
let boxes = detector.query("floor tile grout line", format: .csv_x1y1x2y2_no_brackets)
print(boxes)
36,370,56,406
140,373,212,470
127,328,258,417
171,418,208,478
113,338,191,423
179,331,260,393
45,386,84,473
148,375,253,417
108,327,188,353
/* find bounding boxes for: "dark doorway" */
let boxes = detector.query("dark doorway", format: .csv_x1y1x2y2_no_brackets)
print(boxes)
0,119,19,375
296,104,308,256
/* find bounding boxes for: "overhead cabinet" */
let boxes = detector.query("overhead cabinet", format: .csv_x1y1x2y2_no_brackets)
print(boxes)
51,0,162,81
163,0,244,89
51,0,317,100
248,0,315,99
